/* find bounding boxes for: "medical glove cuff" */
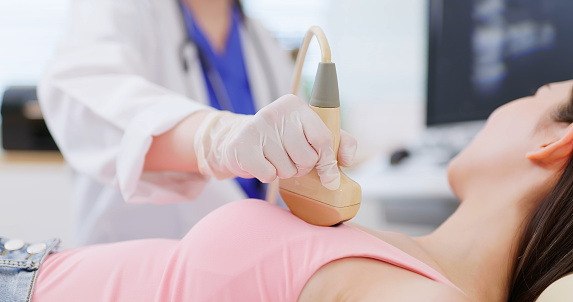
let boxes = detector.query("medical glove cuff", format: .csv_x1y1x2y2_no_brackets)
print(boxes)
194,111,249,180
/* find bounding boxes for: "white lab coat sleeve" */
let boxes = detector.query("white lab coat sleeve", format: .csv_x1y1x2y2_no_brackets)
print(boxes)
39,0,212,204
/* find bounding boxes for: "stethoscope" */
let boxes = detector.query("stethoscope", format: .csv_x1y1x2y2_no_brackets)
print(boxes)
176,1,279,112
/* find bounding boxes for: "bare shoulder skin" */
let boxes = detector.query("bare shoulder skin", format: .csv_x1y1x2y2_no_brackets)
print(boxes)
298,257,469,302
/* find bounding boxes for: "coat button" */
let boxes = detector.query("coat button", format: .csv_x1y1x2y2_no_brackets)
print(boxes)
26,243,47,255
4,239,25,251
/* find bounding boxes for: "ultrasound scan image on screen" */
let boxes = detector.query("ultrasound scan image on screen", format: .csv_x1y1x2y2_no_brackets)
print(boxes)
427,0,573,125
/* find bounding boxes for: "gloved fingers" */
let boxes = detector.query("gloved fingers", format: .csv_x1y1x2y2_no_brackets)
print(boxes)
338,130,357,167
230,147,278,183
300,108,334,155
301,110,340,190
315,146,341,190
263,141,298,179
283,115,319,177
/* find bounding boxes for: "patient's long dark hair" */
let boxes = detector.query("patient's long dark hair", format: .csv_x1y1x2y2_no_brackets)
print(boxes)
508,96,573,301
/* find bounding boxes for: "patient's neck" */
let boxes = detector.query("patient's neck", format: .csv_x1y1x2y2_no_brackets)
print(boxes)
414,190,530,302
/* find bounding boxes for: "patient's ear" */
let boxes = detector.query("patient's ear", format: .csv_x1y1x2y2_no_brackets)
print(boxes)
527,124,573,166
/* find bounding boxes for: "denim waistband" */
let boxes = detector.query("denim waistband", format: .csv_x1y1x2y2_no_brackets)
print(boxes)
0,237,60,302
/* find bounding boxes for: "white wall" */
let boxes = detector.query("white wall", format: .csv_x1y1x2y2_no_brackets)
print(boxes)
327,0,428,160
327,0,428,104
0,0,70,93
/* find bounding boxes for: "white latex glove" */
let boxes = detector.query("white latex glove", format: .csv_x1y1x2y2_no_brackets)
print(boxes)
194,94,357,190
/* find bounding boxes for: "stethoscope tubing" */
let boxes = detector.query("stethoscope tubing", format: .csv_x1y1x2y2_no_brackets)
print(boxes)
176,1,279,111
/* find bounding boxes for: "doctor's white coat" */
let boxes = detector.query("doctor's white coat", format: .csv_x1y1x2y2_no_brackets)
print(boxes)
39,0,294,246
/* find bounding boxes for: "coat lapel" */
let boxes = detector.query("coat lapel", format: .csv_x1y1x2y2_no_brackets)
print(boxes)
239,20,275,111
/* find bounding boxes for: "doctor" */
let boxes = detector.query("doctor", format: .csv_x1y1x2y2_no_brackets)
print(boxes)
39,0,357,246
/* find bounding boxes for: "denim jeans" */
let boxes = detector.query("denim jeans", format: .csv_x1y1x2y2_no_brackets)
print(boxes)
0,238,60,302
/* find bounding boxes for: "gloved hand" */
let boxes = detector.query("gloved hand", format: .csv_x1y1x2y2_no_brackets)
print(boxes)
194,94,357,190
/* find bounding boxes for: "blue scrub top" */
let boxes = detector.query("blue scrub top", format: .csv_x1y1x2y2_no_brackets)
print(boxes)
180,3,265,199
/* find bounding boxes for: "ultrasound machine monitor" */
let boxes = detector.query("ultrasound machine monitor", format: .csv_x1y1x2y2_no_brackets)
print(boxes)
400,0,573,166
427,0,573,126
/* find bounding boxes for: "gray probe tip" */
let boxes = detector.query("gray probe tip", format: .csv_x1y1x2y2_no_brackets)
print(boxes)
309,62,340,108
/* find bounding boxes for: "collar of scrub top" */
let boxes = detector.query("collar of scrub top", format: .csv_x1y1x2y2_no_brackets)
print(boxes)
179,1,266,200
179,2,258,115
177,1,280,111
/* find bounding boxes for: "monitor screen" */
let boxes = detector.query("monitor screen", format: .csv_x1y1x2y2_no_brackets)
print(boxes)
427,0,573,125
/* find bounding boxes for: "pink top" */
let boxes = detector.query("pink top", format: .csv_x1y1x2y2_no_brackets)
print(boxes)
34,199,462,301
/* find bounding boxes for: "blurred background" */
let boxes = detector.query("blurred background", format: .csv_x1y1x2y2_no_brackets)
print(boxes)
2,0,572,247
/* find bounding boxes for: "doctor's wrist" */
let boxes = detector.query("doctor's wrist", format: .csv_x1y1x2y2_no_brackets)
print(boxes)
144,109,215,173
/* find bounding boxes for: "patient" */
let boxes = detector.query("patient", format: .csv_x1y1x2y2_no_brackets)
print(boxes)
26,80,573,301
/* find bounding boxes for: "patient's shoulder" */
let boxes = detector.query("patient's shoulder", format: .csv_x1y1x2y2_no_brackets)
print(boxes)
373,273,469,302
299,257,469,302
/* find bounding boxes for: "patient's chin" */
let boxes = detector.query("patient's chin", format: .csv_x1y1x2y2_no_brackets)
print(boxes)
446,154,469,201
